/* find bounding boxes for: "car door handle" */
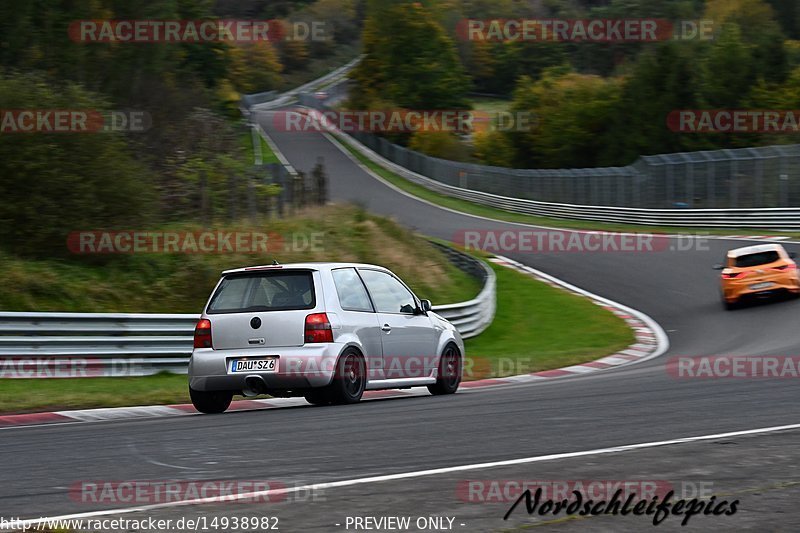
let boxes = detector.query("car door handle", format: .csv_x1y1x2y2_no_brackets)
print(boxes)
381,324,392,332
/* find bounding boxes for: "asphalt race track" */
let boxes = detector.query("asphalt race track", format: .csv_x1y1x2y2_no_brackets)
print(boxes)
2,113,800,531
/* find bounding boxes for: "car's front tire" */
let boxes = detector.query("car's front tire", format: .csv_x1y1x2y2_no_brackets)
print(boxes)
190,388,233,414
428,344,462,395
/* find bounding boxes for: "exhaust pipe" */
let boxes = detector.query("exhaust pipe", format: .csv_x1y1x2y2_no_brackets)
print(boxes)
244,375,269,396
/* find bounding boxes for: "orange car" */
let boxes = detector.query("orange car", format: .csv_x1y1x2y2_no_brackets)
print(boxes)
716,243,800,310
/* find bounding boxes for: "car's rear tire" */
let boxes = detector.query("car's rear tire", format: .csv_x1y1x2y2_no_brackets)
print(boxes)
723,299,738,311
428,344,462,395
326,349,366,405
190,388,233,414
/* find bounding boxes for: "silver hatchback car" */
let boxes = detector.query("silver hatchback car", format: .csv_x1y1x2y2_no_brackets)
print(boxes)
189,262,464,413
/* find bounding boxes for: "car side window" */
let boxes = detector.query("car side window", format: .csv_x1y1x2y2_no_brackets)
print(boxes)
358,269,417,314
332,268,374,312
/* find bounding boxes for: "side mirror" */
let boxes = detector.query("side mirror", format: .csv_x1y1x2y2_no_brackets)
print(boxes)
420,299,432,313
789,252,797,259
712,264,724,270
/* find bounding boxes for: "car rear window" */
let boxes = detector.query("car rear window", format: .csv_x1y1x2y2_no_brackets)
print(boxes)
734,251,780,268
206,271,315,314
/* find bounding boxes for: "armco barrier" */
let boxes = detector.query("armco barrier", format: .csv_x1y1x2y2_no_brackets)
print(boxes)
0,248,495,378
428,242,496,339
298,83,800,229
241,57,361,115
299,104,800,230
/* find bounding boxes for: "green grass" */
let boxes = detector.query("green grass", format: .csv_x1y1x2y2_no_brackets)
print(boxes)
0,205,480,312
468,96,512,114
0,252,634,414
464,261,634,377
260,133,280,164
242,127,279,165
0,373,190,414
335,133,794,237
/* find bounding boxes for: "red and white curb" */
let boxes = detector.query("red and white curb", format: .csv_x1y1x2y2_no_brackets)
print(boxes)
480,255,668,387
722,235,789,241
0,256,667,429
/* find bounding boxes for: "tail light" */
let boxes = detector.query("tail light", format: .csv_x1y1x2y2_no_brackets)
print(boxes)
722,271,747,279
305,313,333,343
194,319,212,348
774,263,797,271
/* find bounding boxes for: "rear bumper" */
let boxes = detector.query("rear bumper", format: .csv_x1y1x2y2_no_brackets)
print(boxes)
189,344,344,392
722,276,800,302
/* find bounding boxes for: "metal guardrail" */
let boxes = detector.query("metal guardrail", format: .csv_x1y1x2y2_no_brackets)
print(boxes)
428,242,496,339
298,100,800,229
0,312,197,377
240,90,278,109
0,248,495,378
242,57,361,114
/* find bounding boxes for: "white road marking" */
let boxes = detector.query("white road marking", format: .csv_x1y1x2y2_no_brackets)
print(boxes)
254,122,297,174
557,365,597,374
57,406,183,422
8,422,800,529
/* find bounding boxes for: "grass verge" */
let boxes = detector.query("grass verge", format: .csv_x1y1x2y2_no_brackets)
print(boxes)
0,205,480,312
243,127,279,165
0,252,634,414
464,261,634,377
335,134,792,238
467,96,512,115
0,374,189,414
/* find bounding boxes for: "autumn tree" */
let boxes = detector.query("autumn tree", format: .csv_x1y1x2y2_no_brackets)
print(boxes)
351,0,470,110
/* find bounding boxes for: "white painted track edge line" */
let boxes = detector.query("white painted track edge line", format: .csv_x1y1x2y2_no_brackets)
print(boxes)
9,422,800,528
254,123,296,174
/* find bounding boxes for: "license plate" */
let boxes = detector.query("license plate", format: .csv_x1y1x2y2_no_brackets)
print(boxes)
229,357,278,373
749,282,773,290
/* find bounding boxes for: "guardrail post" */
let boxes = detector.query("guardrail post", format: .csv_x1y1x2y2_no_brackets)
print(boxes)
755,159,763,206
666,164,674,207
707,162,716,209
